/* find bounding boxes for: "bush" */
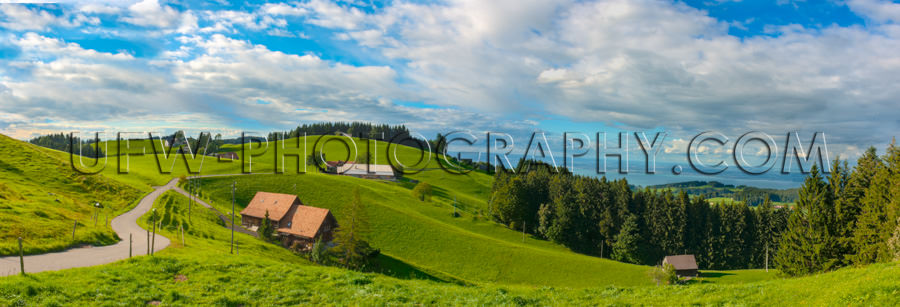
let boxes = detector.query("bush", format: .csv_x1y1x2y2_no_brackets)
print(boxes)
309,238,329,264
412,182,432,202
648,263,679,286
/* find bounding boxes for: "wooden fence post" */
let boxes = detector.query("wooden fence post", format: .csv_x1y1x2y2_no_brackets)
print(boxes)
72,220,77,240
129,233,133,258
151,221,157,256
18,237,24,276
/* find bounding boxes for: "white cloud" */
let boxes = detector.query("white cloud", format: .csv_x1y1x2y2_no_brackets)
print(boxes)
3,0,900,156
16,32,134,60
847,0,900,24
120,0,196,33
261,2,308,16
0,4,97,31
304,0,900,148
299,0,366,30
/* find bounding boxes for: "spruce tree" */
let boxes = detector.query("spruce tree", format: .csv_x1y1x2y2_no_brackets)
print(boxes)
776,165,839,276
333,187,371,269
852,157,891,264
755,196,776,271
827,158,852,265
612,214,642,264
257,210,275,242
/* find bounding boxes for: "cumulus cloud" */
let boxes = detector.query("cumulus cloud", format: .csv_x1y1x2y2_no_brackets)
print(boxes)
2,0,899,158
0,3,98,31
0,32,525,140
304,0,900,149
119,0,196,33
847,0,900,23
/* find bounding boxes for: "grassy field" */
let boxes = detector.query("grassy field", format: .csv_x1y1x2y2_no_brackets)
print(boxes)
0,134,145,256
6,133,900,305
0,189,896,305
191,172,779,288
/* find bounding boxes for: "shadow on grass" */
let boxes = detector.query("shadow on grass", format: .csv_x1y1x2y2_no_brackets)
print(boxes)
699,271,735,278
682,271,736,285
372,253,465,284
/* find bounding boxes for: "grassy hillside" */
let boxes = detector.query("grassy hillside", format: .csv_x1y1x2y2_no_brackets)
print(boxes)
193,173,778,288
12,134,776,287
0,189,896,305
0,134,145,256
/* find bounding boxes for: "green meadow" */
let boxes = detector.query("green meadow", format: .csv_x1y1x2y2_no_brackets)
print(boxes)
1,134,899,305
0,135,144,256
0,189,897,306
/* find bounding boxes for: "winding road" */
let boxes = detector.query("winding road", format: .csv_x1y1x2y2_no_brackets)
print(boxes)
0,178,177,276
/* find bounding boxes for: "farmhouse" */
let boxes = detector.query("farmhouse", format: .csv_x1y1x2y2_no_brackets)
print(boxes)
240,192,338,249
326,161,396,180
216,152,239,160
663,254,699,277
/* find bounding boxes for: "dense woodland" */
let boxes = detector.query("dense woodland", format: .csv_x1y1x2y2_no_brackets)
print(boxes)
268,122,410,142
490,162,790,270
490,141,900,274
776,144,900,276
28,133,105,158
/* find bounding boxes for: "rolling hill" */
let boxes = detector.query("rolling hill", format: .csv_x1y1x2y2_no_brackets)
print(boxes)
0,134,145,256
3,133,899,305
0,189,896,305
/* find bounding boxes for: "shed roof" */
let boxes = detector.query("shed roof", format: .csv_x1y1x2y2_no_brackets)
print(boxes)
663,254,699,270
239,192,299,221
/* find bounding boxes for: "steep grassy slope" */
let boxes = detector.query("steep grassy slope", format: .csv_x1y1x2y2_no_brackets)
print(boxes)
0,190,896,305
194,173,778,288
0,134,145,255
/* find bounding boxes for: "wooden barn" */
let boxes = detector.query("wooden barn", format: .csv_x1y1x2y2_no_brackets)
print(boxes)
240,192,338,250
216,152,239,160
240,192,299,230
663,254,699,277
276,205,338,250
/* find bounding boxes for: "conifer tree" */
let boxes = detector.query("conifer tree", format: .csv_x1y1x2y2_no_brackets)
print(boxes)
257,210,275,242
776,165,839,276
852,154,891,264
612,214,642,264
826,158,852,265
333,187,372,269
755,196,776,271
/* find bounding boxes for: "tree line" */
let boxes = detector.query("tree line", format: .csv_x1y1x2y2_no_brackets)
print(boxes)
28,133,105,158
268,122,410,141
776,142,900,276
489,161,790,270
491,140,900,274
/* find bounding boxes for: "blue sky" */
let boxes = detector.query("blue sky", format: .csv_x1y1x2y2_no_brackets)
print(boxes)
1,0,900,186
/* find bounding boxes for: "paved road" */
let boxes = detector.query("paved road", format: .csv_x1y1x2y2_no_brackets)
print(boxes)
0,179,176,276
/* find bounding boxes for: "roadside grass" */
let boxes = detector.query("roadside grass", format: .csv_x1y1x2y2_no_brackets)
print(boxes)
0,134,145,256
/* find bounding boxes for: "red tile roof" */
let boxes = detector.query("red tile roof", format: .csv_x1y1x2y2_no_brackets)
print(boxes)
240,192,299,221
278,205,332,238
